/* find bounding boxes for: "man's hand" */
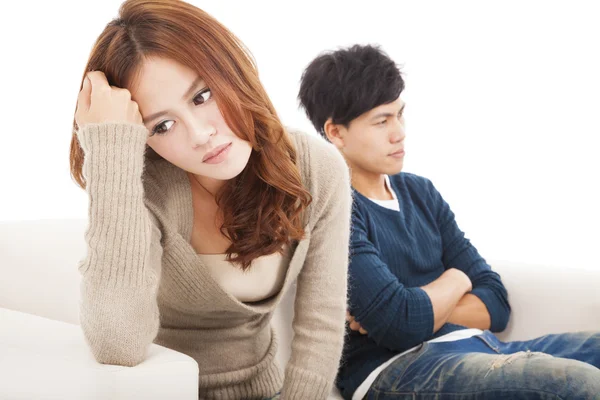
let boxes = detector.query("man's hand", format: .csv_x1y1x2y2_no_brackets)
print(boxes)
346,311,368,335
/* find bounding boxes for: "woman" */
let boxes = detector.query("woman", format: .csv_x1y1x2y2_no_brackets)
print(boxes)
69,0,352,398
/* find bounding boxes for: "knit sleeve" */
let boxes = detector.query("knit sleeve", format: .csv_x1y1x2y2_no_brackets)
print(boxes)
76,123,163,366
427,178,511,332
280,136,352,399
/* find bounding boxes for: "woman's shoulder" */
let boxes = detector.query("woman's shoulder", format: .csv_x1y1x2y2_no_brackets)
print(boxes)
285,127,351,224
285,127,349,190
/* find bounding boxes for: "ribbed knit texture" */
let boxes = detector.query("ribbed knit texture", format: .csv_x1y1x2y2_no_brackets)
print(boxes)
76,122,352,399
337,173,511,399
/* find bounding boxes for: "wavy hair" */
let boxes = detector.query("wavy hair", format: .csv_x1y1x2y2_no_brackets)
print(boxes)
69,0,312,269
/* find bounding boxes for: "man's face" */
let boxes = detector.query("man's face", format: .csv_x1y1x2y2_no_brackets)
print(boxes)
334,97,406,176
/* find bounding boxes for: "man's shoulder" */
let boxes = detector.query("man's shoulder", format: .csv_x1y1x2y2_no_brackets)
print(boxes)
389,172,434,194
352,173,434,215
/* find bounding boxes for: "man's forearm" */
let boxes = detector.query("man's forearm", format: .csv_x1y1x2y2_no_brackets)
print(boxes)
447,293,491,330
420,268,472,333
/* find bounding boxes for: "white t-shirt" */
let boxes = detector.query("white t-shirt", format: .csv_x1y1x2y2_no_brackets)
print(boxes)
366,174,400,212
197,246,290,303
356,175,483,400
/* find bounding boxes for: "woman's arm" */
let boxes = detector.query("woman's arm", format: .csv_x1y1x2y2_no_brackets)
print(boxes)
281,137,352,400
77,122,162,367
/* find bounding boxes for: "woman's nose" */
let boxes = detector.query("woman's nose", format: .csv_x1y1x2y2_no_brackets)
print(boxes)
189,121,216,147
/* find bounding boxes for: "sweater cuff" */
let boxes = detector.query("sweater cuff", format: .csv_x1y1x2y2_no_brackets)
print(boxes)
76,122,148,195
77,122,148,165
470,288,501,331
281,365,331,400
407,287,436,339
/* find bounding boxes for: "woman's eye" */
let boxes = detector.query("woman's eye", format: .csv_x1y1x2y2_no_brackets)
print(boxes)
193,88,212,106
378,120,387,125
152,120,175,136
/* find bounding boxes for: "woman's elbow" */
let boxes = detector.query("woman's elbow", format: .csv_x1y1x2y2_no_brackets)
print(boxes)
84,335,148,367
80,319,152,367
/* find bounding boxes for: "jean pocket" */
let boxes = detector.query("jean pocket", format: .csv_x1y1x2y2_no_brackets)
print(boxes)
474,330,502,353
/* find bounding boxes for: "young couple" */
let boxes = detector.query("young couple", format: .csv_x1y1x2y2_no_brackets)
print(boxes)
71,1,599,399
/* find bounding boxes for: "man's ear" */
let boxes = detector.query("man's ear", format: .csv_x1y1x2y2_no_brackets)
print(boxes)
323,118,345,149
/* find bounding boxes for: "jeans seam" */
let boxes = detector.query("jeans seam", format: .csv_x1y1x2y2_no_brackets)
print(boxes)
474,332,501,353
389,343,430,391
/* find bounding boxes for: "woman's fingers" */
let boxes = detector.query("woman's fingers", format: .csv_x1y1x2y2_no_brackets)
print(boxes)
75,70,143,127
76,76,92,117
86,71,111,99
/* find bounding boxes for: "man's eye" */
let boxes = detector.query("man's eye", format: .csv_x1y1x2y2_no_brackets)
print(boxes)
399,107,406,119
152,120,175,135
193,88,212,106
378,120,387,125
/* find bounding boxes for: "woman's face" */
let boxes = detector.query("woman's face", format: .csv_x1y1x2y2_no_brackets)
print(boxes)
130,56,253,184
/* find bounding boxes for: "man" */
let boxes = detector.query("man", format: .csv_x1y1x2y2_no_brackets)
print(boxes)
298,44,600,400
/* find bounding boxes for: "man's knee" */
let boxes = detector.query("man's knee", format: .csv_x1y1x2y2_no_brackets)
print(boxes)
555,360,600,399
498,351,600,398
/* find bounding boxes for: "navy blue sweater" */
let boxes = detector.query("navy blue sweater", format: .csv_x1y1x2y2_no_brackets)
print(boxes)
336,173,511,399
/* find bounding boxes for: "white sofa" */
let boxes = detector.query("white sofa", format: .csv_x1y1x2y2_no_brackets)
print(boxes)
1,219,599,400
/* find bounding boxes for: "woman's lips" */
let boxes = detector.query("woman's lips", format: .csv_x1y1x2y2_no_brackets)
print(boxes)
202,142,232,164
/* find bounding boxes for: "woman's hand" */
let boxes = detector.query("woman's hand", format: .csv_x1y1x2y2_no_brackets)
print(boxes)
75,71,143,128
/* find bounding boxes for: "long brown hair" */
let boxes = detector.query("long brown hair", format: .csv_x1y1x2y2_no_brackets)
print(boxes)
69,0,312,269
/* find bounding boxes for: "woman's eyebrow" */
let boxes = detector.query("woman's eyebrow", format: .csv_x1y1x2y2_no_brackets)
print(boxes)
181,77,204,101
143,77,205,124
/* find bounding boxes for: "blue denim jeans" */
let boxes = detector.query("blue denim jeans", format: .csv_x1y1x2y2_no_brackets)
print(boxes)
366,330,600,399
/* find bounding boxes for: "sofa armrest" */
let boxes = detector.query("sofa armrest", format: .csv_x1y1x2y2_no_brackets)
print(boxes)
0,308,199,400
491,261,600,342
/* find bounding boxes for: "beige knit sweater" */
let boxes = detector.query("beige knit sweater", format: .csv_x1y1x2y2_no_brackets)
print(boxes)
76,122,352,400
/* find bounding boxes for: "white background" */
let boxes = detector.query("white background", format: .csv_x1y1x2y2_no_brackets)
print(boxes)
1,1,598,270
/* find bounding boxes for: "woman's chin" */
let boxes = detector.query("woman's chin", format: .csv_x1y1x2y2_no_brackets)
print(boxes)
190,163,248,182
